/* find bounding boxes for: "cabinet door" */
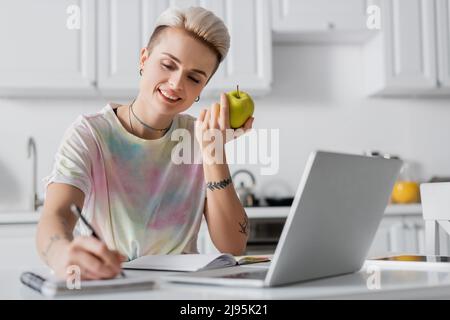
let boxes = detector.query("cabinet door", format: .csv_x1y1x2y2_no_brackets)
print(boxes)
382,0,437,91
97,0,169,97
97,0,272,98
0,0,96,97
402,217,425,254
0,224,43,269
272,0,368,32
368,216,404,257
201,0,272,95
437,0,450,88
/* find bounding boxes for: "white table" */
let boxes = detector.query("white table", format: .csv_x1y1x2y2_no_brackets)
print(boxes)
4,261,450,300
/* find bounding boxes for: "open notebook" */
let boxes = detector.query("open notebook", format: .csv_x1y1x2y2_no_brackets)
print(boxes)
122,254,271,272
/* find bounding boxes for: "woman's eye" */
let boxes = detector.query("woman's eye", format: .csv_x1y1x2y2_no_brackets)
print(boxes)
161,62,199,83
189,76,200,84
162,63,173,70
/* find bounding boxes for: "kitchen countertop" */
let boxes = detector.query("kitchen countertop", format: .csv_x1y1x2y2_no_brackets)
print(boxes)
6,261,450,299
0,210,42,224
0,204,422,225
244,204,422,219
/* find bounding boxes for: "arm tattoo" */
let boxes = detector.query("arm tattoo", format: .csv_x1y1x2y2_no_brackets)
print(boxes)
42,218,73,264
42,234,62,264
238,215,249,236
206,177,232,191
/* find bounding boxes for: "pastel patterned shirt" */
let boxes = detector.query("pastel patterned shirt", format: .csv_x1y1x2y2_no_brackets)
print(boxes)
43,103,206,260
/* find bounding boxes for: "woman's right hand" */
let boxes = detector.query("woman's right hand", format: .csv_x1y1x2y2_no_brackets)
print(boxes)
50,236,127,280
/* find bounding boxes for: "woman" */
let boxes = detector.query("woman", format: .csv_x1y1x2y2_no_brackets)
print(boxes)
36,6,254,280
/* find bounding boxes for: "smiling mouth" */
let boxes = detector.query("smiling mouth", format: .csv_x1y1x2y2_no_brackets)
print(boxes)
157,88,182,103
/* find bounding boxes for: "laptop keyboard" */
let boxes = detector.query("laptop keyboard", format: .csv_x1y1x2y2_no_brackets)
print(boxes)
219,270,268,280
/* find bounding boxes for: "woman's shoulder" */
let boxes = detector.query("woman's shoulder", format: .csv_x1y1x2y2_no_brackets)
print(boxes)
73,103,115,127
62,104,113,141
80,103,114,122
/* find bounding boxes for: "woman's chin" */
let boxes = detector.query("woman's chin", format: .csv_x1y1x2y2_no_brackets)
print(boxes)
153,95,184,114
152,99,181,115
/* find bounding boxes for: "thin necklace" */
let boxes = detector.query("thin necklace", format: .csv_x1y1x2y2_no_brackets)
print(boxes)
129,99,173,133
128,101,134,133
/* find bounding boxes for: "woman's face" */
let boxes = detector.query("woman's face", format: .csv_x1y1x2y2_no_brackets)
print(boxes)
139,27,218,116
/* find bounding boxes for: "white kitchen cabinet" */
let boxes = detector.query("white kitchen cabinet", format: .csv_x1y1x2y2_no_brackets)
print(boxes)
368,216,403,257
0,0,271,98
0,223,44,269
97,0,272,98
381,0,437,93
0,0,96,97
203,0,272,95
97,0,167,97
196,205,430,257
437,0,450,89
368,215,431,258
364,0,450,96
272,0,377,43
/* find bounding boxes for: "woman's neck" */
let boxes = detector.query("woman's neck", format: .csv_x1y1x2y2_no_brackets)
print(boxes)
129,95,174,140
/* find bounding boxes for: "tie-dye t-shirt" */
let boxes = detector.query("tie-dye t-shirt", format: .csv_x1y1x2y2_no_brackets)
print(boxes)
43,103,206,260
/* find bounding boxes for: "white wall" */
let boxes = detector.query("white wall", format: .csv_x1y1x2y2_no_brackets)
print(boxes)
1,44,449,210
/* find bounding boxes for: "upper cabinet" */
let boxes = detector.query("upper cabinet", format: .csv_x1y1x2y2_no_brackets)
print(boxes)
97,0,138,98
272,0,377,43
96,0,164,98
200,0,272,95
0,0,97,97
97,0,271,98
364,0,450,97
0,0,271,98
437,0,450,89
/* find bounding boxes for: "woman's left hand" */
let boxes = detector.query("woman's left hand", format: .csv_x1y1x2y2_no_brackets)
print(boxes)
195,93,254,155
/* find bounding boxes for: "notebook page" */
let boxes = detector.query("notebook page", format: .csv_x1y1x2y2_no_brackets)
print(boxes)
201,254,237,270
235,255,271,265
122,254,232,272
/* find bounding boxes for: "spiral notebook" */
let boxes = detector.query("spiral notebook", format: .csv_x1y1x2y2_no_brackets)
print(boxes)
20,271,156,297
122,254,271,272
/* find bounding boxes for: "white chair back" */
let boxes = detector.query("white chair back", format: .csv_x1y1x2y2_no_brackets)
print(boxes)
421,182,450,255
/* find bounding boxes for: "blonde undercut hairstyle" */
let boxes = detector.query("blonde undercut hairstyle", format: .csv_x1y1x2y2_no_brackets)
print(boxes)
146,6,230,79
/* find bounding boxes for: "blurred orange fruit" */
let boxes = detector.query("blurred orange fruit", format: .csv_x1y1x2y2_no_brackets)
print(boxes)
391,181,420,204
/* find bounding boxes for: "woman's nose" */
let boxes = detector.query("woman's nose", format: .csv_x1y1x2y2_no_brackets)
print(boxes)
168,72,183,90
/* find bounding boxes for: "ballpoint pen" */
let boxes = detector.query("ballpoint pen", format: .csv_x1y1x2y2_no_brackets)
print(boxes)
70,204,126,278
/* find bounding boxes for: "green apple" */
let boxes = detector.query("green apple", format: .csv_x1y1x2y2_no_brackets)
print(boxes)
226,86,254,129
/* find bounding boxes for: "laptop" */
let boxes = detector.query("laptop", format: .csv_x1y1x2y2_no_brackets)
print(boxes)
163,151,403,287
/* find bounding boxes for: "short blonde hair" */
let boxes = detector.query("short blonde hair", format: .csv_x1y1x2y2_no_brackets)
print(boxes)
147,6,230,65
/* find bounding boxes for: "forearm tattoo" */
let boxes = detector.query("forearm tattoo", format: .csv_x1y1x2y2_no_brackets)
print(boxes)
42,234,62,263
238,215,249,236
206,177,232,191
42,218,73,264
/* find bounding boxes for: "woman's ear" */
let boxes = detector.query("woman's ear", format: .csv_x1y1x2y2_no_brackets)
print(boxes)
139,47,149,69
